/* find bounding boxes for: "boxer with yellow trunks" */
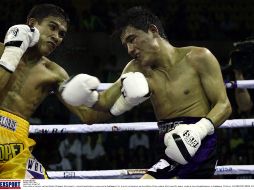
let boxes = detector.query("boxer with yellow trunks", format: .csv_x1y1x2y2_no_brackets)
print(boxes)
0,110,48,179
0,4,111,178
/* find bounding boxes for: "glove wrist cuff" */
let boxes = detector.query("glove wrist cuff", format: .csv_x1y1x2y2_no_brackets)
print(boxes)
196,118,215,139
0,47,23,72
110,95,132,116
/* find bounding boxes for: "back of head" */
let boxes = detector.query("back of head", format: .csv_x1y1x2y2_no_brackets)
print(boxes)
27,3,70,26
115,6,167,40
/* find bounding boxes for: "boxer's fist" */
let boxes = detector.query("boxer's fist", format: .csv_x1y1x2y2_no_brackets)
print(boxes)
0,25,40,72
4,24,40,48
60,74,100,107
164,118,214,165
121,72,150,105
110,72,150,116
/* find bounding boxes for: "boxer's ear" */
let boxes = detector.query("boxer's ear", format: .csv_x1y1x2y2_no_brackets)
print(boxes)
27,18,38,27
148,24,159,34
148,24,160,38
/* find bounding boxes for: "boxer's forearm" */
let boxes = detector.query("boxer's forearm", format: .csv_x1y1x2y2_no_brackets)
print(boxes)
93,80,122,112
0,69,12,91
235,89,253,112
206,99,232,127
69,105,112,124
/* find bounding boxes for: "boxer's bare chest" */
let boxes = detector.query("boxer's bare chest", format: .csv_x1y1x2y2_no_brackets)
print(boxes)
146,60,209,119
0,58,61,119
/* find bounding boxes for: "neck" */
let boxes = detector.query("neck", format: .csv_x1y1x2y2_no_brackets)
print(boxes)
155,39,177,69
22,47,42,63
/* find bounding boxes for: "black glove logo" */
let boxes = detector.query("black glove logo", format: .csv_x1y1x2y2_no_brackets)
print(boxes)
7,27,19,39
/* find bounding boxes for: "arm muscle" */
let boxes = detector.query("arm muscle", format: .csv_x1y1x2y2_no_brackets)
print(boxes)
195,48,232,127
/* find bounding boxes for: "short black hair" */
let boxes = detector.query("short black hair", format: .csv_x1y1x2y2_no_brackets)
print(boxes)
27,4,70,26
115,6,167,40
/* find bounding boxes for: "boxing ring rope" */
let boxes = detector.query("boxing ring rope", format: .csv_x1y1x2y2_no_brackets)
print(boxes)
98,80,254,91
47,165,254,179
30,119,254,178
36,80,254,178
224,80,254,89
29,119,254,134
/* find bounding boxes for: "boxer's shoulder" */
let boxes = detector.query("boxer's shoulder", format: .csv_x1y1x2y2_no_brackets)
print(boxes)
122,59,143,74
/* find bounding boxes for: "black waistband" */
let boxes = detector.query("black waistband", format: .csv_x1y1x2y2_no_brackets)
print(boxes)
157,117,202,135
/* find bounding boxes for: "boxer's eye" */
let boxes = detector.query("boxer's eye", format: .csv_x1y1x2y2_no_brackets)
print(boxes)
59,31,66,38
127,36,136,44
49,23,57,31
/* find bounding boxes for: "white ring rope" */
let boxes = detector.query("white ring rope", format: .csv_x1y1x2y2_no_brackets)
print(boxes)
47,165,254,179
98,80,254,91
224,80,254,89
38,80,254,178
31,80,254,134
29,119,254,134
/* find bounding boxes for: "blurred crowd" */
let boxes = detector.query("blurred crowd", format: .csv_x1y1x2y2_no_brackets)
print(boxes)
0,0,253,41
1,0,254,179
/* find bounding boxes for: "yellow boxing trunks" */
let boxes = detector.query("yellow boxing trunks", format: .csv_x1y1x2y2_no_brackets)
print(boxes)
0,110,48,179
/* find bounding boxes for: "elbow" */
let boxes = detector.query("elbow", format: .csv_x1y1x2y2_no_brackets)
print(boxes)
84,120,94,125
80,116,96,125
225,100,232,118
80,109,111,125
76,110,97,125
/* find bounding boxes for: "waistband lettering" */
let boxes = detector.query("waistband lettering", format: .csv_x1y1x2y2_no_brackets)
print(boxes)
0,116,17,131
158,121,184,135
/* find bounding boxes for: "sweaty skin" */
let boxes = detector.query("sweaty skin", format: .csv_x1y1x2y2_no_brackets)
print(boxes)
125,49,212,120
0,16,110,124
93,25,231,179
95,26,231,127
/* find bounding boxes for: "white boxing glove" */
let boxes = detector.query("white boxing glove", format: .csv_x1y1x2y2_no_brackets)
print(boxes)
110,72,150,116
164,118,214,165
0,24,40,72
60,74,100,107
